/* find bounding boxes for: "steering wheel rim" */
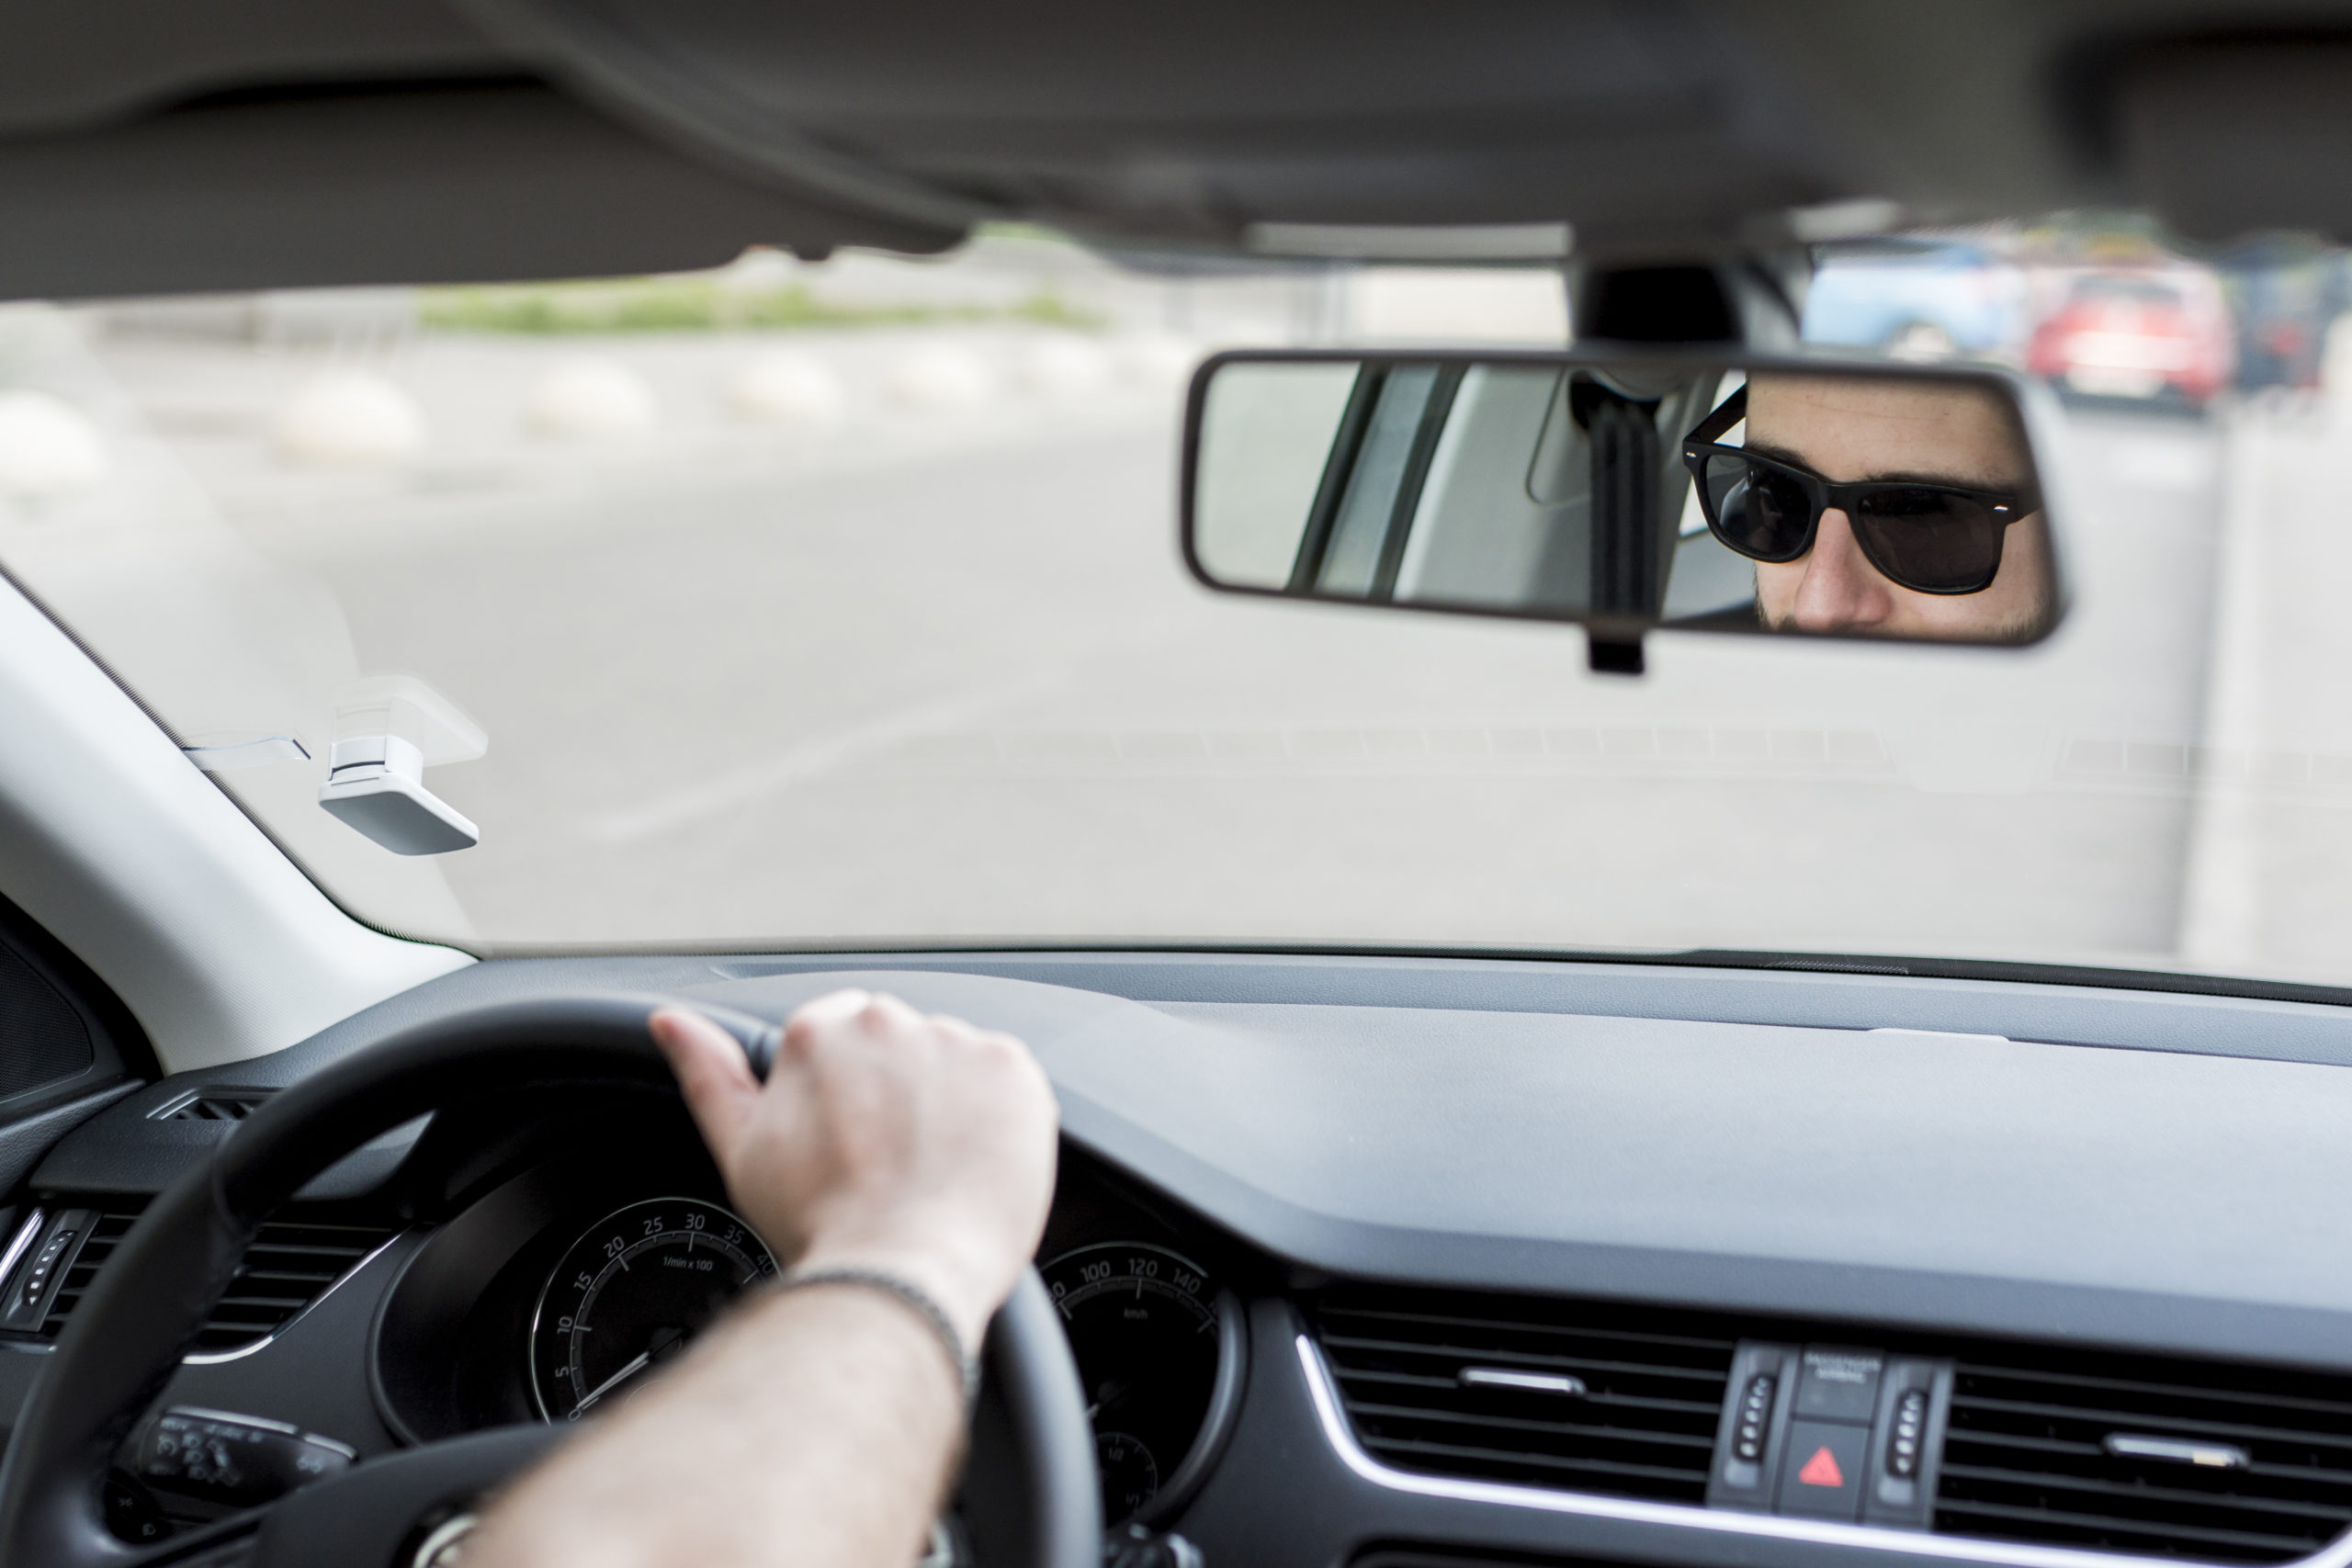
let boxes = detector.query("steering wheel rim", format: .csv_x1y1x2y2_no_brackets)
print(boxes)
0,992,1101,1568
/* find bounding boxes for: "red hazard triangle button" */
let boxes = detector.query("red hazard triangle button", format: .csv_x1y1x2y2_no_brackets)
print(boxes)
1798,1445,1844,1487
1781,1422,1864,1518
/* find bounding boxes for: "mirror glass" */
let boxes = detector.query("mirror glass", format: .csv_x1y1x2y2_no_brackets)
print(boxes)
1185,355,2060,646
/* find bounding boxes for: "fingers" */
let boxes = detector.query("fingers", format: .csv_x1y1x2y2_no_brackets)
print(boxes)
790,987,874,1032
926,1011,979,1045
782,989,941,1064
662,987,1048,1162
654,987,1058,1344
779,987,875,1064
650,1007,761,1156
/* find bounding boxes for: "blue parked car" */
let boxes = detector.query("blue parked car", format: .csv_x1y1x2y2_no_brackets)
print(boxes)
1802,242,2027,358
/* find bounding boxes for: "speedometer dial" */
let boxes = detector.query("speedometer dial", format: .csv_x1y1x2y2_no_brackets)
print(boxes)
1040,1242,1225,1525
529,1197,777,1422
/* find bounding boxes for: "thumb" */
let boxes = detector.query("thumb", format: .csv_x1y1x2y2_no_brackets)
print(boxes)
650,1007,761,1159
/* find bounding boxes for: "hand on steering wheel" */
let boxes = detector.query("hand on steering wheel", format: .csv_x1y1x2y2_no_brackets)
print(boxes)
0,994,1098,1568
474,991,1061,1568
656,990,1058,1358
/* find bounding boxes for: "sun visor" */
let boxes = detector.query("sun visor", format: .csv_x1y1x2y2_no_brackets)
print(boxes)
440,0,1842,253
2116,40,2352,244
0,81,956,302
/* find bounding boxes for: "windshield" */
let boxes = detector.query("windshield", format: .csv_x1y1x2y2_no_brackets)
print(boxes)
3,221,2348,989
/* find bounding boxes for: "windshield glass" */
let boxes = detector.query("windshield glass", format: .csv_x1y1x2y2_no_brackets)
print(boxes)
4,220,2348,987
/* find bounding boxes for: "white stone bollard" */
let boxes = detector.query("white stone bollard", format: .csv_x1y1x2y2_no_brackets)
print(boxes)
0,390,107,500
887,346,992,412
728,355,846,427
525,358,658,438
273,370,428,468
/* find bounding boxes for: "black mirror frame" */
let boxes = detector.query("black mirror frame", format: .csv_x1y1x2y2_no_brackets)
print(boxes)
1176,346,2073,659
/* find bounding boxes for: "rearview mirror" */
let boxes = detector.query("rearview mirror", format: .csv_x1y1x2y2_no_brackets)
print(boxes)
1181,351,2064,669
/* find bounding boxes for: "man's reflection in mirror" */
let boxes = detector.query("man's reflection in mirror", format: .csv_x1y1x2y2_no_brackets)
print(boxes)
1683,374,2054,641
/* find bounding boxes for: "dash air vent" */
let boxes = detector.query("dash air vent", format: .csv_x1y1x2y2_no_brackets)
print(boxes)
1935,1344,2352,1563
32,1206,395,1353
1312,1283,1736,1503
153,1088,273,1122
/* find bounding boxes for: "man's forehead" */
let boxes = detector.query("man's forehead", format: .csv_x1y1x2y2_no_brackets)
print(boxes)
1747,373,2007,434
1743,373,2025,483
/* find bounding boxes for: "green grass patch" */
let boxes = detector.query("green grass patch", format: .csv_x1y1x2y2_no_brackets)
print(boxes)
420,277,1103,335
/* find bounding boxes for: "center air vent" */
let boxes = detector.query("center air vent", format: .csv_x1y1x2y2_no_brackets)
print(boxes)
1312,1283,1736,1504
1314,1280,2352,1566
1936,1345,2352,1563
34,1206,396,1354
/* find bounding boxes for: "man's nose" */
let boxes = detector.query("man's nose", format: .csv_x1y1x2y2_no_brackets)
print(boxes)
1790,509,1896,632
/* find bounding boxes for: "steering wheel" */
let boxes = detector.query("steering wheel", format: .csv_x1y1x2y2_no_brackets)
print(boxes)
0,994,1102,1567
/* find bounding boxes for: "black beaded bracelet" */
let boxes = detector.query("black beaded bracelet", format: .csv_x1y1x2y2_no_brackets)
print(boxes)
776,1266,979,1405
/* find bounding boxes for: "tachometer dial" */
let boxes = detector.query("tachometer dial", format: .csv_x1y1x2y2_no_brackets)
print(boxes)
530,1197,777,1422
1039,1242,1223,1525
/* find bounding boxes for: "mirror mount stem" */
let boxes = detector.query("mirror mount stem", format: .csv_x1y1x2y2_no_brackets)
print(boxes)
1566,257,1804,351
1587,633,1645,677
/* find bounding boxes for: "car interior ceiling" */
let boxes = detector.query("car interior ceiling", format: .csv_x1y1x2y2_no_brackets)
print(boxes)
8,5,2352,1568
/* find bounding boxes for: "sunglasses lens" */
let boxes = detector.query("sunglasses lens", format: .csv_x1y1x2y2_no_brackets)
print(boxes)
1699,455,1814,561
1851,489,2006,593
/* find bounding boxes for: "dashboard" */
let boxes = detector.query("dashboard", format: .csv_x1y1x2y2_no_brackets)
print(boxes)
6,949,2352,1568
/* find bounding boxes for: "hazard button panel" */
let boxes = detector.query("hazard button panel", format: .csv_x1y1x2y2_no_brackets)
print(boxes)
1703,1341,1954,1529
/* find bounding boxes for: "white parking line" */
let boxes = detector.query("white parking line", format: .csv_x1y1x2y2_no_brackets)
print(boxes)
580,671,1068,846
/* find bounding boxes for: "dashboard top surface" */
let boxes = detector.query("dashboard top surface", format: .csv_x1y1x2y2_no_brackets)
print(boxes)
36,950,2352,1374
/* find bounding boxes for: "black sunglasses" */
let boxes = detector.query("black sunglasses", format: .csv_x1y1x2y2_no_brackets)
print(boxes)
1680,385,2040,596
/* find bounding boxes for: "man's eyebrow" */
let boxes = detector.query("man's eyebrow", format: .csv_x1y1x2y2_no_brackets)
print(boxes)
1743,440,2025,491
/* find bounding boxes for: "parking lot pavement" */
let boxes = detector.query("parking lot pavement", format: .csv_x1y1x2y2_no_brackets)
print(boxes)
31,310,2352,988
2176,398,2352,981
209,347,2239,968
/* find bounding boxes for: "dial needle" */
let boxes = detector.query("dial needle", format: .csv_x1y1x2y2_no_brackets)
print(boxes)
574,1351,651,1414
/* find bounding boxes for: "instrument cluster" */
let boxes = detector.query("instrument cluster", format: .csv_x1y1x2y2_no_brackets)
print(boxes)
372,1128,1250,1531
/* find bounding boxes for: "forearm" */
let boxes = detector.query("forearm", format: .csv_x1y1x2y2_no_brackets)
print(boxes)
469,1283,965,1568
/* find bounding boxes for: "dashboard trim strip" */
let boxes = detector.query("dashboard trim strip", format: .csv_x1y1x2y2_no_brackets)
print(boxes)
0,1211,43,1309
1292,1335,2348,1568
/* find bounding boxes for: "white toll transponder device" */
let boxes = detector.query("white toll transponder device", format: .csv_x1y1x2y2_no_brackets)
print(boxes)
316,676,485,854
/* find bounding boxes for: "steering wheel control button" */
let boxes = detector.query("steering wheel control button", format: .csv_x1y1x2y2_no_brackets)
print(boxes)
1705,1342,1799,1510
102,1472,170,1544
1777,1420,1867,1519
1795,1347,1883,1422
132,1407,355,1509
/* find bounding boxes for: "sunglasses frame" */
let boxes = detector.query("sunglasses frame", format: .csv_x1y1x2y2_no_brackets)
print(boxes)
1681,385,2041,596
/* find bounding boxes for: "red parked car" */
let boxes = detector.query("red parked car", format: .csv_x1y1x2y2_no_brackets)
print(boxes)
2026,270,2235,407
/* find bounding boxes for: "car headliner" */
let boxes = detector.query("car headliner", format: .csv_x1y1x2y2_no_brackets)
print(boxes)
4,1,2352,299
